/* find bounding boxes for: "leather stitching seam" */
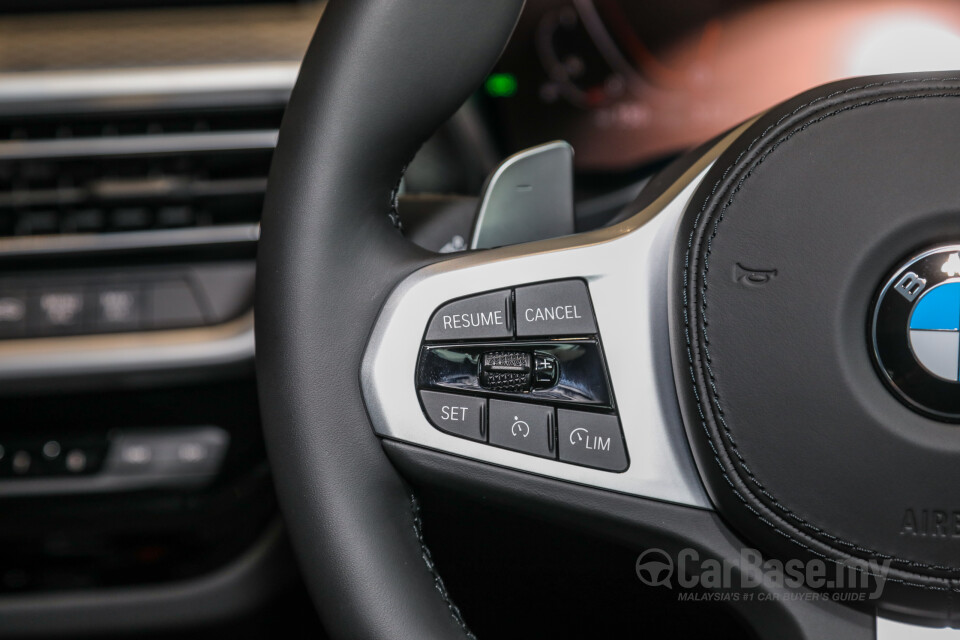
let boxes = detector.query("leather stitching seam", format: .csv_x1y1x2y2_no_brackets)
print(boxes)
409,494,477,639
683,78,960,591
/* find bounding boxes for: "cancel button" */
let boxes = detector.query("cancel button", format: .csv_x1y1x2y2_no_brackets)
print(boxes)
515,280,597,337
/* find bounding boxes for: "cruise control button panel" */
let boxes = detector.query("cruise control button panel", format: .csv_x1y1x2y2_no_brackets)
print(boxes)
416,280,628,472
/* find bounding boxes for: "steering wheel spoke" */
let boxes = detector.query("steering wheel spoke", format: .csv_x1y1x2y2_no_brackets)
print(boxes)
363,141,728,508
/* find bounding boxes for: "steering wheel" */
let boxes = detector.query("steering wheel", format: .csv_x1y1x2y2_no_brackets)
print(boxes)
256,0,960,637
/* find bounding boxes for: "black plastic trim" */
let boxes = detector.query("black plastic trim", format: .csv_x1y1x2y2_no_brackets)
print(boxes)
0,520,294,637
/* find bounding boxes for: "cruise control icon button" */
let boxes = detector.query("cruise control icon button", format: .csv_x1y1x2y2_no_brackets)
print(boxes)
510,417,530,437
515,280,597,337
557,409,627,471
425,289,513,341
420,391,486,442
488,399,554,458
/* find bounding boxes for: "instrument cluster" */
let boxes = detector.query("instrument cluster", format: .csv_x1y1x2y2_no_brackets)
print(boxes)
488,0,960,171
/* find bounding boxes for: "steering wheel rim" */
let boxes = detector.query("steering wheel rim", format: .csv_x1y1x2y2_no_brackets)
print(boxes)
257,1,960,637
256,0,523,637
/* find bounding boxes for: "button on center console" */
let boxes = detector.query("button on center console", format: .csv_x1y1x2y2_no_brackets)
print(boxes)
0,292,27,338
33,289,86,334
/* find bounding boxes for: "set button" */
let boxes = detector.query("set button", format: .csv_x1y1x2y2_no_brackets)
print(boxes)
420,391,486,442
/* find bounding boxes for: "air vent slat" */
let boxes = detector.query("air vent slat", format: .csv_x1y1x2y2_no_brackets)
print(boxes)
0,130,278,162
0,106,280,239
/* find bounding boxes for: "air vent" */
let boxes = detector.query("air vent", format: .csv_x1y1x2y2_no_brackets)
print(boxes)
0,106,281,238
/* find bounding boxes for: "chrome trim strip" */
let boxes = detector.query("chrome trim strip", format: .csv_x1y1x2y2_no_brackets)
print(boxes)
878,618,960,638
0,130,279,161
362,122,752,508
0,62,300,104
0,223,259,256
0,312,254,382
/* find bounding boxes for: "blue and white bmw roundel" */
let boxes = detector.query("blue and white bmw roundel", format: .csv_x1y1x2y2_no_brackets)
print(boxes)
908,281,960,382
872,247,960,419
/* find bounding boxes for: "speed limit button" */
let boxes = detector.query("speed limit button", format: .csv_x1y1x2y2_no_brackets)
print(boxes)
557,409,627,471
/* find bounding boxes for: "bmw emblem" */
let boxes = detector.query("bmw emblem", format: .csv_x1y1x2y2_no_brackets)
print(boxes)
872,246,960,419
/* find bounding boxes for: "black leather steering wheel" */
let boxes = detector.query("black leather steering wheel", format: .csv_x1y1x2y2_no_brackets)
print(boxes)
256,1,960,637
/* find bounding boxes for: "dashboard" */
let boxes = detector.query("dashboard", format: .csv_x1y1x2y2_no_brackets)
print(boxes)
490,0,960,170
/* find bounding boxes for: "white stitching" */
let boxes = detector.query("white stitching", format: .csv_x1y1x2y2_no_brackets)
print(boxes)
682,79,960,592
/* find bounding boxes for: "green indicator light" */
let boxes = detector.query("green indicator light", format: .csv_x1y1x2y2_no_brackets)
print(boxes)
485,73,518,97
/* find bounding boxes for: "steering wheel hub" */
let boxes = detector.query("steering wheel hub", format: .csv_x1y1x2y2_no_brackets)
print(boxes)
674,74,960,619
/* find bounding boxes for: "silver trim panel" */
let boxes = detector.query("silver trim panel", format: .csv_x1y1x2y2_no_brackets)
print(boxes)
364,168,710,507
0,223,259,256
0,63,300,105
878,618,960,638
362,123,752,508
0,312,254,383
